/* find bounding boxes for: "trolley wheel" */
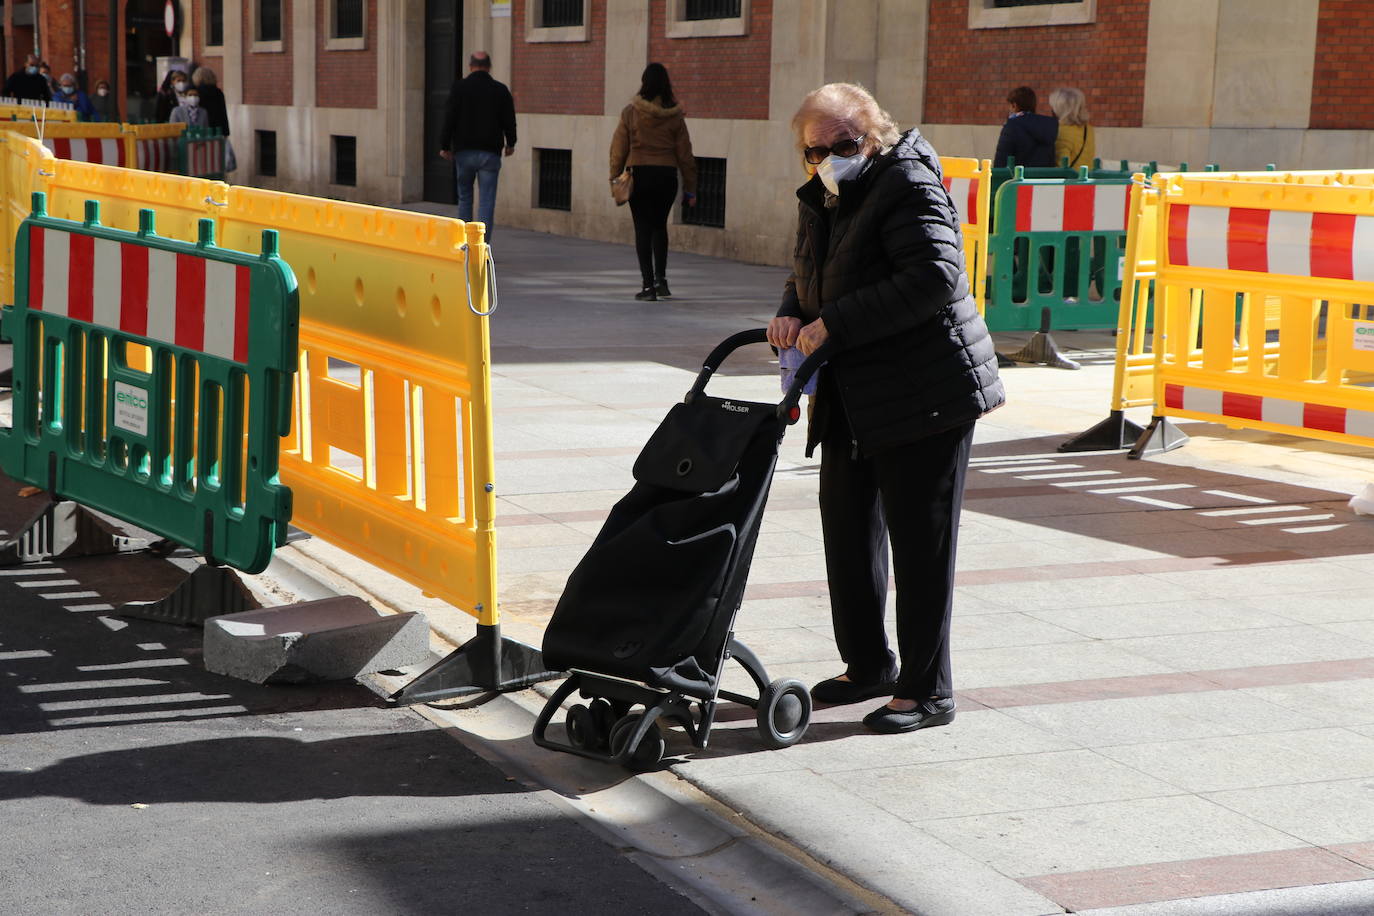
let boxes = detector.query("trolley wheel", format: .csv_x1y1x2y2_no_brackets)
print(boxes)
756,678,812,749
588,699,617,748
566,703,597,750
609,714,666,770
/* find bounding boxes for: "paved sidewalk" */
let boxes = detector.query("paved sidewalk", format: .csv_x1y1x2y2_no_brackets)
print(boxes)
293,222,1374,915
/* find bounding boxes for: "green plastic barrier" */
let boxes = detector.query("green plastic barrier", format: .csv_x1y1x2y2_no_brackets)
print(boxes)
0,192,299,573
985,171,1135,332
178,126,228,181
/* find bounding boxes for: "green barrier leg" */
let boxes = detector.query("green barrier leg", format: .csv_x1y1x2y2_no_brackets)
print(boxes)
390,622,562,704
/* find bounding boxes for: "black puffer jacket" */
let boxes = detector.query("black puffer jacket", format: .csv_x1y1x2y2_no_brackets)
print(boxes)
778,128,1004,456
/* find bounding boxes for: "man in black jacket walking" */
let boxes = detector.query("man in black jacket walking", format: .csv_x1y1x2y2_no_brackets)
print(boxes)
439,51,517,239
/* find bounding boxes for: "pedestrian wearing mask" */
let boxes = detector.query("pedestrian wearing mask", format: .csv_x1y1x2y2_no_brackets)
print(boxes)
53,73,97,121
169,87,209,128
608,63,697,301
767,82,1003,734
90,80,118,123
192,67,235,172
155,69,188,122
4,54,50,103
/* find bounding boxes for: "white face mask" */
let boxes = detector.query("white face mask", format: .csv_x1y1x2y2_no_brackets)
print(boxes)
173,80,187,92
97,87,109,97
816,152,866,196
184,96,199,108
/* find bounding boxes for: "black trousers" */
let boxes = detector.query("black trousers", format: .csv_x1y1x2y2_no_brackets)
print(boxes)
818,417,975,700
628,165,677,288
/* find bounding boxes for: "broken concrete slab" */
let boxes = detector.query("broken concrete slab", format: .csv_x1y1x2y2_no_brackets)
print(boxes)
203,597,430,684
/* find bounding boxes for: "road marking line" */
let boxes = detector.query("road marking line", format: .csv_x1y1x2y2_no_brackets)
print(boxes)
1017,470,1121,481
48,705,249,727
137,643,166,651
1090,483,1194,494
1054,477,1155,488
20,677,169,693
77,658,189,671
39,692,233,712
17,578,79,588
0,567,65,577
1120,495,1192,509
1199,505,1307,517
980,464,1081,475
1282,524,1346,534
98,617,128,632
1203,489,1275,504
1239,514,1336,526
39,591,101,600
0,650,53,660
64,603,115,612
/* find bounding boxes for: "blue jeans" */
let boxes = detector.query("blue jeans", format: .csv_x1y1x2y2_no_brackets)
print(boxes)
455,149,502,237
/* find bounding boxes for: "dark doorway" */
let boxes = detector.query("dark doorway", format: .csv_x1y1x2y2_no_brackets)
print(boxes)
125,0,180,121
423,0,462,204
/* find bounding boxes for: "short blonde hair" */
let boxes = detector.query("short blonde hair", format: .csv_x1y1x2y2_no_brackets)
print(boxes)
193,67,218,87
792,83,900,155
1049,88,1089,126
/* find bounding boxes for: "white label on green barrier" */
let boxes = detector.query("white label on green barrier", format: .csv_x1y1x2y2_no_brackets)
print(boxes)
1356,321,1374,352
1118,256,1127,280
114,382,149,436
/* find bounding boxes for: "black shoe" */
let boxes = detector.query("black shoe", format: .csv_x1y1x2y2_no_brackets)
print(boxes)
810,673,898,705
863,697,956,734
655,280,672,299
634,287,657,301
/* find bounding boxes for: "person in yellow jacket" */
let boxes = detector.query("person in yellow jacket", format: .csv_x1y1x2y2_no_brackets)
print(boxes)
1050,88,1094,169
609,63,697,301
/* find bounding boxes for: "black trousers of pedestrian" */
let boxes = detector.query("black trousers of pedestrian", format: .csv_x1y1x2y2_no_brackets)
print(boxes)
628,165,677,289
818,415,975,701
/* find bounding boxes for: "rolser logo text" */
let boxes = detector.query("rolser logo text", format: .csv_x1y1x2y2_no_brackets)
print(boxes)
116,390,149,409
720,401,749,413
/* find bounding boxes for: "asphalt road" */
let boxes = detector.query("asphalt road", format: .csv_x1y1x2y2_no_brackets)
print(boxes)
0,541,705,915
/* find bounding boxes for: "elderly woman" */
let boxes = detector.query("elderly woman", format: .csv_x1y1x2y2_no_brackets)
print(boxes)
1050,87,1094,169
766,84,1004,734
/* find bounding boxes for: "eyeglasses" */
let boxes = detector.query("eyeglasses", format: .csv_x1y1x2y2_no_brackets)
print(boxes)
802,135,866,165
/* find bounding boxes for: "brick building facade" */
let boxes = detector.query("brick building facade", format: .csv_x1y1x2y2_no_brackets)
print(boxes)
5,2,1373,265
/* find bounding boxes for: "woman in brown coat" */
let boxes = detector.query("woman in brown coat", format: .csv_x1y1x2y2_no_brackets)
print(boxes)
609,63,697,301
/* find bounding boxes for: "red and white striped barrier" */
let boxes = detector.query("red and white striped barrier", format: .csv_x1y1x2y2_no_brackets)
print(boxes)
1013,183,1131,233
136,137,177,173
26,225,253,363
1166,203,1374,281
184,138,226,176
1164,383,1374,439
42,137,127,168
942,176,980,227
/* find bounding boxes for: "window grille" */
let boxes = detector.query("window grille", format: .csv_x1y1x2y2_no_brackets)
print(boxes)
685,0,742,19
536,148,573,211
541,0,583,27
683,157,726,228
333,0,365,38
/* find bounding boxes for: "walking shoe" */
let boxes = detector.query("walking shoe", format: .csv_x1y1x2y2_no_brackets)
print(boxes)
655,279,672,299
634,287,657,301
810,672,898,705
863,697,956,734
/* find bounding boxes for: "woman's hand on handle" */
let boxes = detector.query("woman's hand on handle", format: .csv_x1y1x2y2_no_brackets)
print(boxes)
767,316,802,349
797,318,829,356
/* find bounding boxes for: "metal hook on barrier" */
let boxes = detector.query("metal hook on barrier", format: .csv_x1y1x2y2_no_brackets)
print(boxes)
461,242,500,317
204,196,227,207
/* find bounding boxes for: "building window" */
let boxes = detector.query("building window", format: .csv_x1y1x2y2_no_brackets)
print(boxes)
683,157,725,229
205,0,224,47
667,0,749,38
968,0,1094,28
333,136,357,186
535,149,572,211
326,0,367,49
256,130,277,178
685,0,741,18
526,0,588,42
257,0,283,43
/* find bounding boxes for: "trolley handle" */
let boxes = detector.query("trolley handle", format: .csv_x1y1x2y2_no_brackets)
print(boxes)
684,329,832,426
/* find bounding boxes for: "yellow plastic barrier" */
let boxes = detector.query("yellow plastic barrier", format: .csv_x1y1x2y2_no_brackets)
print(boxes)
214,188,499,629
44,156,221,243
0,102,77,123
1135,174,1374,456
0,133,53,303
940,156,992,314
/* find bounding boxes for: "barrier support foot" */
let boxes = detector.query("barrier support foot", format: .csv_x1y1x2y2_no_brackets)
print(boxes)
0,366,10,389
389,623,561,705
117,564,258,626
1127,416,1189,460
1003,307,1081,370
1059,410,1147,453
0,499,149,566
